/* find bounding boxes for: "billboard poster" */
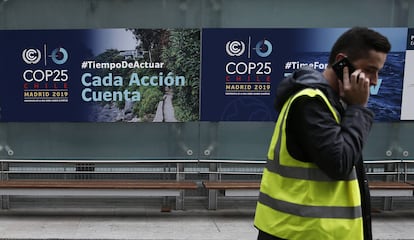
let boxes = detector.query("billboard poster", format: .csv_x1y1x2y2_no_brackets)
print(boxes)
0,29,200,122
200,28,407,122
400,28,414,120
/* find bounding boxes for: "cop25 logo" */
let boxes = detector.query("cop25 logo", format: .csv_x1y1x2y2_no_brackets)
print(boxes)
254,39,272,58
226,41,245,56
50,47,69,65
22,48,41,64
22,46,69,65
224,36,273,84
226,38,272,58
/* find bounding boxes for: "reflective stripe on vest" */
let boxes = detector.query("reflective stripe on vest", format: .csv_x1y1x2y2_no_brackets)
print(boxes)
259,191,361,219
254,88,363,240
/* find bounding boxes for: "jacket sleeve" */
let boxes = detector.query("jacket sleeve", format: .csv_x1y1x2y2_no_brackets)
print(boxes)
286,95,374,180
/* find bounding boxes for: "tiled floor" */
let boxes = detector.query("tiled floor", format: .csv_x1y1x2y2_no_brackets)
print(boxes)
0,198,413,239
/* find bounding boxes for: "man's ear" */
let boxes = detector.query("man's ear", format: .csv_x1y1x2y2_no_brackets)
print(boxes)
334,53,347,62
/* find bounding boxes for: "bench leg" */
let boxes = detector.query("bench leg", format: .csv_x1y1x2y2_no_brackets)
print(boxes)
0,162,9,209
208,189,218,210
208,163,218,210
383,197,394,211
176,190,185,210
1,195,9,209
175,163,185,211
161,197,172,212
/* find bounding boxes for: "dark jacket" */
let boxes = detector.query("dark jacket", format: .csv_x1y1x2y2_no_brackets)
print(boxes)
271,67,374,240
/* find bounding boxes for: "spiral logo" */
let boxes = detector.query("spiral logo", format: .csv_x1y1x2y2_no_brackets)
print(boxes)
50,47,68,65
255,39,272,58
226,41,245,57
22,48,41,64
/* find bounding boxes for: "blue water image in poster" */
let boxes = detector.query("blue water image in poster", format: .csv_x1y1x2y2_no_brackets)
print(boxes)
368,52,405,121
290,52,405,122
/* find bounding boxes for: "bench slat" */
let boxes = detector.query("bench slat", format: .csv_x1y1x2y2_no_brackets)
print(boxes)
0,180,198,189
204,181,414,190
368,181,414,190
203,181,260,189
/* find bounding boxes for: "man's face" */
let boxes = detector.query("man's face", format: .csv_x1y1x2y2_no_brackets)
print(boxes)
352,50,387,86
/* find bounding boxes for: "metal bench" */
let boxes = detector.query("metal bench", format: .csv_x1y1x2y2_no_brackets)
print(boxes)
0,179,198,211
0,159,200,211
203,180,414,210
368,181,414,197
203,181,260,197
202,181,260,210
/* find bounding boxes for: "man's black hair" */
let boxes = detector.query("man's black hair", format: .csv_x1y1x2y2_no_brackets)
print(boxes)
328,27,391,65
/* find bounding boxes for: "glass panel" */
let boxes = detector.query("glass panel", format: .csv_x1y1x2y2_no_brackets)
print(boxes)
0,0,411,29
0,123,9,159
0,0,412,161
4,122,199,160
0,0,203,29
216,0,407,27
363,123,400,161
199,122,273,161
395,122,414,160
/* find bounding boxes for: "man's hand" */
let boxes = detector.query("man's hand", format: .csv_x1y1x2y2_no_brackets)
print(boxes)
339,66,370,106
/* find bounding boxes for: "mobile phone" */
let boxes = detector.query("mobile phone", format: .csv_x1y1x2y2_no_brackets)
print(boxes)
332,57,356,81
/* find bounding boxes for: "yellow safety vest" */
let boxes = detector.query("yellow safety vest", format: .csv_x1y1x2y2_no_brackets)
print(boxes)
254,88,363,240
